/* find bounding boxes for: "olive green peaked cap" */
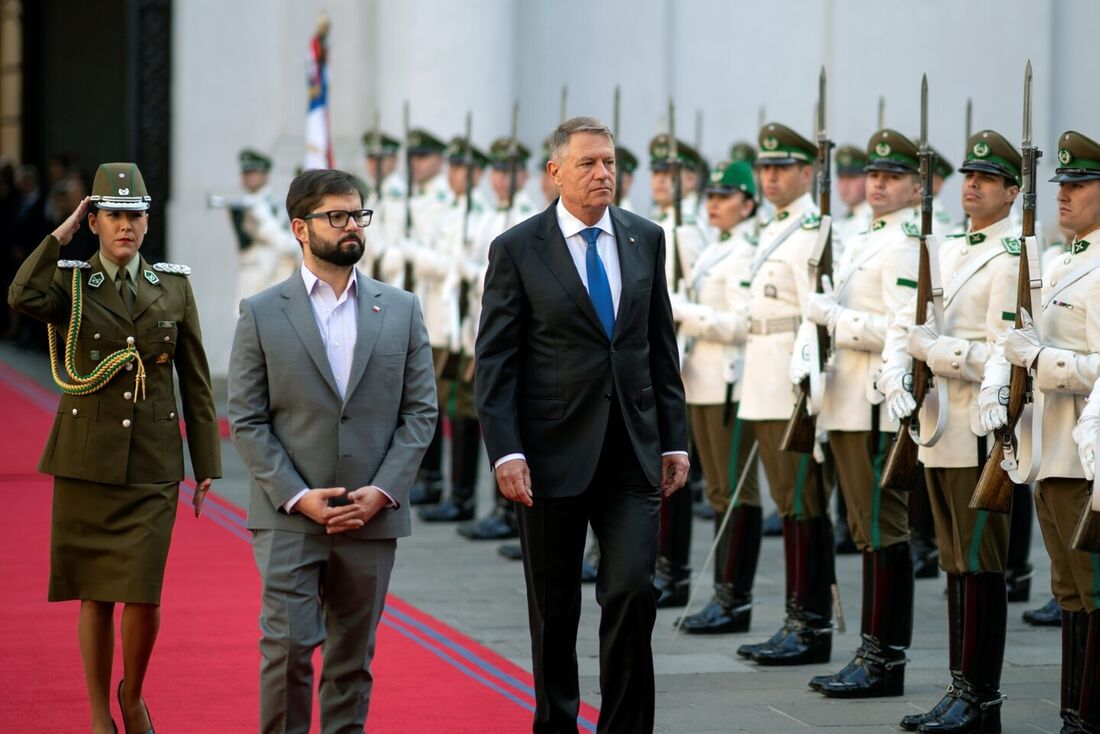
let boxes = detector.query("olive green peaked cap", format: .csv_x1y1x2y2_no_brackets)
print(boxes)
706,160,756,198
89,163,151,211
239,148,272,173
1051,130,1100,182
757,123,815,165
616,146,639,174
362,130,401,156
649,135,704,172
959,129,1022,185
928,145,954,180
489,137,531,169
865,129,919,174
835,145,869,175
445,137,490,168
406,128,447,156
728,141,757,165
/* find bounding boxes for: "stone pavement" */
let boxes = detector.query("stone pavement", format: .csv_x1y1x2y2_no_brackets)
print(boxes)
1,341,1065,733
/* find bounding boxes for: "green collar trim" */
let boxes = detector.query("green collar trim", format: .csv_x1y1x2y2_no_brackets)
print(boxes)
968,232,987,246
1070,239,1091,255
871,219,886,231
776,210,790,222
719,230,732,241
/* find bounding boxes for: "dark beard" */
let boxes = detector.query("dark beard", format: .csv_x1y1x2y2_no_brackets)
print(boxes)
308,228,364,267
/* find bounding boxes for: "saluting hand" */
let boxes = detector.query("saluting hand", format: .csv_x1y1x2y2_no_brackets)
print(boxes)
192,478,213,517
661,454,690,497
51,196,90,246
496,459,533,507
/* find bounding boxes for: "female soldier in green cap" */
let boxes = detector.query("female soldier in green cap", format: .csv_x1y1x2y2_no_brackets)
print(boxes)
8,162,221,734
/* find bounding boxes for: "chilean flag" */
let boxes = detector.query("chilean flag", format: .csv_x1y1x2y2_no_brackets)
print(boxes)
304,26,333,170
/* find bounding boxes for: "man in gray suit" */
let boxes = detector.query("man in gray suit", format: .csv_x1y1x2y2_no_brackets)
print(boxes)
228,168,437,734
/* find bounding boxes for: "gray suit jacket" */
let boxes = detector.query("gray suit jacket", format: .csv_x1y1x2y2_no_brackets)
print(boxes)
228,269,437,539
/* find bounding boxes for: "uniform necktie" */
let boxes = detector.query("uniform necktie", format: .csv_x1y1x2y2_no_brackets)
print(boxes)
581,227,615,339
117,267,135,315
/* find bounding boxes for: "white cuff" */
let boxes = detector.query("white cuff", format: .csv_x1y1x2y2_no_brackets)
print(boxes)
283,488,309,513
494,453,526,470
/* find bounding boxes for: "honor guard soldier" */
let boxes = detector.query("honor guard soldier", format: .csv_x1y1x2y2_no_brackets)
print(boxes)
615,145,638,213
833,145,872,247
730,140,773,228
885,129,1022,732
360,130,404,281
7,163,221,734
458,135,536,542
734,123,835,666
804,130,921,697
1000,130,1100,734
417,137,491,523
672,160,763,633
538,136,559,206
231,149,301,312
929,144,959,236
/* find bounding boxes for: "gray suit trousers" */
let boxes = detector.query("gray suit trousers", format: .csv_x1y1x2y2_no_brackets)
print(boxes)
252,528,396,734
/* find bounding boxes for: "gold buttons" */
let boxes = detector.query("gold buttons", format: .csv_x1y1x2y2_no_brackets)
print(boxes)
93,333,101,340
72,408,78,416
954,348,962,356
124,391,133,400
122,419,131,428
951,361,960,369
163,336,170,343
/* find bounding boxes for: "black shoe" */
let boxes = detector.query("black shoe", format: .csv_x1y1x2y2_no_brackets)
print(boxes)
1023,597,1063,626
817,637,906,698
1005,563,1033,603
409,475,443,506
457,512,517,540
762,511,783,537
915,681,1003,733
677,591,752,634
751,622,831,666
654,557,690,608
496,542,523,560
899,681,962,731
117,679,155,734
418,499,475,523
810,639,868,691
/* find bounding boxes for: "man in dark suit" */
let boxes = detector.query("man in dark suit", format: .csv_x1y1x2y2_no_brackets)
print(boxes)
475,117,689,734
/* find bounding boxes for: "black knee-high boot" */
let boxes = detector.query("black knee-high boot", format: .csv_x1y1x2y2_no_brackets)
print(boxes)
1005,483,1034,602
901,572,964,730
410,414,445,505
679,505,761,634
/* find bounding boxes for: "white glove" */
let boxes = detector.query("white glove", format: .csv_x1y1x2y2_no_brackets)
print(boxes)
789,326,812,385
1002,308,1043,369
1073,415,1098,481
805,275,843,330
977,382,1008,434
669,292,693,320
879,369,916,421
906,305,939,363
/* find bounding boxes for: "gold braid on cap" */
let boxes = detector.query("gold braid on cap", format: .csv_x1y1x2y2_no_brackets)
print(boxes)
48,269,146,400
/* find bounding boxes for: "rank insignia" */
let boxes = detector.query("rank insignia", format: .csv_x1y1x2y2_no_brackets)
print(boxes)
88,272,105,288
1001,237,1021,255
872,219,886,231
158,321,175,328
902,221,920,237
155,353,170,365
776,210,790,222
90,350,101,361
144,269,160,285
968,232,987,245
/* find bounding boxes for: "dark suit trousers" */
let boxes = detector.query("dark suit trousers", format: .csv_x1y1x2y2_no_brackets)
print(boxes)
517,398,660,734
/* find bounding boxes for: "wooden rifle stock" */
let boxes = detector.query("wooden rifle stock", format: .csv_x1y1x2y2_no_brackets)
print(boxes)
1070,501,1100,553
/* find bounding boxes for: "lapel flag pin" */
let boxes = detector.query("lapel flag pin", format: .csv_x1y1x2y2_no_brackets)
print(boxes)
372,305,381,312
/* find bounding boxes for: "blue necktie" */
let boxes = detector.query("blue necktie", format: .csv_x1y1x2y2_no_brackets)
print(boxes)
581,227,615,339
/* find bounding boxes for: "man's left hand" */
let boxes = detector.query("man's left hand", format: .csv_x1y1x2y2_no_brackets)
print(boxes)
192,478,213,518
661,454,690,497
326,486,389,534
1002,308,1043,369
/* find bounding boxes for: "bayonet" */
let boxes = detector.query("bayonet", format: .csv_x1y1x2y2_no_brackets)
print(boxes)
613,86,623,206
560,84,568,125
877,95,885,129
507,99,520,213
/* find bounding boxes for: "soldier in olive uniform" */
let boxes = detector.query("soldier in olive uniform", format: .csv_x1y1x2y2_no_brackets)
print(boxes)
7,163,221,734
805,130,921,698
999,130,1100,734
886,130,1022,732
735,123,834,666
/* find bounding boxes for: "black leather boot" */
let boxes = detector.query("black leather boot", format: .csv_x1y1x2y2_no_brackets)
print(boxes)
917,573,1006,733
419,417,480,522
1061,610,1085,734
1080,611,1100,734
1024,597,1065,626
811,550,873,691
752,517,832,666
656,478,693,608
410,416,445,505
654,556,690,608
901,573,964,731
457,497,517,540
677,583,751,634
739,517,796,658
1005,482,1034,602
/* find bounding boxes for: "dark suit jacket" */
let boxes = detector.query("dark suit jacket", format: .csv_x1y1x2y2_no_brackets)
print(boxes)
475,201,688,497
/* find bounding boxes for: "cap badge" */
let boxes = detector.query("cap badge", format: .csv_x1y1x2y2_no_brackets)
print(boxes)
1059,148,1073,165
710,170,723,183
875,142,891,157
762,137,779,151
88,272,105,288
973,142,990,158
118,188,129,195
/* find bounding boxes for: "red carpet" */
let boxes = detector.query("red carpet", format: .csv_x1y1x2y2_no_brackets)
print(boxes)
0,362,600,732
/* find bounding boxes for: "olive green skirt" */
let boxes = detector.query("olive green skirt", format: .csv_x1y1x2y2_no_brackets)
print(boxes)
49,477,179,604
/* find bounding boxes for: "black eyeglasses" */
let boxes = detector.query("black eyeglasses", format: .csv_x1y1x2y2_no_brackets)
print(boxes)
301,209,373,228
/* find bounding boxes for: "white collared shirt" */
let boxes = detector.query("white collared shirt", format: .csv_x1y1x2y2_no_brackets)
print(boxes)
555,198,622,315
301,263,358,400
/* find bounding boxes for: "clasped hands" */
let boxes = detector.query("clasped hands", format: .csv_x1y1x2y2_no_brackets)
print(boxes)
295,486,390,533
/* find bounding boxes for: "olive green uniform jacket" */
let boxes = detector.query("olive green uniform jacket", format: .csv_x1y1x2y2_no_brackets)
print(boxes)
7,235,222,484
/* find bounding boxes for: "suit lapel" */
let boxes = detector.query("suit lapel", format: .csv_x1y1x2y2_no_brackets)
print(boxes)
280,274,341,398
84,252,131,323
343,270,384,401
131,256,163,321
610,207,643,341
532,202,608,339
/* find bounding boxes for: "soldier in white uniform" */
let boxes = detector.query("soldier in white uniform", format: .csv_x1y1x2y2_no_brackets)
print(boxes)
230,149,300,314
886,129,1022,733
647,134,709,606
929,145,960,237
733,123,834,667
1000,130,1100,734
458,136,538,543
359,130,404,282
416,138,491,524
614,145,638,214
672,161,762,634
804,130,921,698
833,145,873,248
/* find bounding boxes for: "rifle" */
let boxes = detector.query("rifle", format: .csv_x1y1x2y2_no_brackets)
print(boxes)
962,99,973,231
780,67,833,454
402,100,416,292
1070,432,1100,553
668,99,685,292
443,111,476,382
613,85,623,207
560,84,568,124
368,109,385,281
877,95,885,129
881,74,949,490
971,61,1044,512
507,99,520,218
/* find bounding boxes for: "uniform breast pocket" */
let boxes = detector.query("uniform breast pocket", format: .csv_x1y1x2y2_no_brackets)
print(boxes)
145,323,178,360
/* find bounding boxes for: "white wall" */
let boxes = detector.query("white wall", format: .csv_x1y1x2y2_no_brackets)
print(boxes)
172,0,1096,376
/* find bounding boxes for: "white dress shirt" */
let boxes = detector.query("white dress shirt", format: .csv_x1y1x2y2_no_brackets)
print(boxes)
495,201,686,470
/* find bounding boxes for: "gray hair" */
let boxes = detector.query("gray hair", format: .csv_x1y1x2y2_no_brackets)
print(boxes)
548,116,615,164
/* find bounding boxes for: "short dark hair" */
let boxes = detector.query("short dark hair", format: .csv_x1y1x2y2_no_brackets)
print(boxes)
285,168,367,221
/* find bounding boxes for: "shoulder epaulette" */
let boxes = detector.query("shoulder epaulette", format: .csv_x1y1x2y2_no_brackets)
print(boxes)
801,212,822,230
901,221,920,238
153,262,192,276
58,260,90,270
1001,236,1022,255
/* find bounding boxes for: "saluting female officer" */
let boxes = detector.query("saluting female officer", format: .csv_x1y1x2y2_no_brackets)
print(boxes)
8,162,221,734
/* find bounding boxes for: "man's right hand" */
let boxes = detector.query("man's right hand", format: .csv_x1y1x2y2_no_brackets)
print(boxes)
496,459,533,507
293,487,365,531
